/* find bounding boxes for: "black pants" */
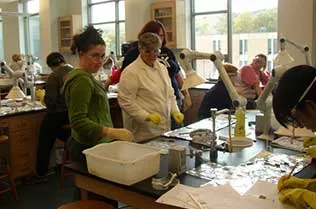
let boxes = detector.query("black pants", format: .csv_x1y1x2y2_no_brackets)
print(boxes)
36,111,70,176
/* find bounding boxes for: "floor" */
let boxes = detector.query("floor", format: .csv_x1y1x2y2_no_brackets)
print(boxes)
0,172,75,209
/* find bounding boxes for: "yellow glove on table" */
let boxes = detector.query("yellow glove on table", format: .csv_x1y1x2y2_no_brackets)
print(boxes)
304,137,316,148
104,128,134,141
278,176,316,192
172,112,184,124
279,188,316,209
146,113,162,125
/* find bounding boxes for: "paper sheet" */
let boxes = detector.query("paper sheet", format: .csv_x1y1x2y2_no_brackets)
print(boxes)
156,183,295,209
271,136,305,152
274,126,315,137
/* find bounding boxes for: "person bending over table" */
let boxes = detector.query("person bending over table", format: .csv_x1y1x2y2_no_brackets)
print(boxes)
273,65,316,209
118,32,184,142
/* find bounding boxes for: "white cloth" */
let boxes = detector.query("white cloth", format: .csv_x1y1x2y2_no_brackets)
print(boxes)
118,56,179,142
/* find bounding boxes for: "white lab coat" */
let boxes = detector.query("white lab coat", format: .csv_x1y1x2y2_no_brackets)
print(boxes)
118,56,179,142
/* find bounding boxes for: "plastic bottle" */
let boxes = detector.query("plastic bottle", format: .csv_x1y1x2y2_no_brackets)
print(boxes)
234,107,246,137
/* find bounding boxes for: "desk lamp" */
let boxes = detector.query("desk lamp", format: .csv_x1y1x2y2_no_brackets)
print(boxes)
178,48,208,90
0,62,26,99
256,37,311,141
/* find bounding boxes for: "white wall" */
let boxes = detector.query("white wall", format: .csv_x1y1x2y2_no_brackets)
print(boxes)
125,0,156,41
278,0,315,66
1,2,25,62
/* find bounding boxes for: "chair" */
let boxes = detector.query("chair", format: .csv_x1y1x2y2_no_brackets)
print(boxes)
0,135,19,201
57,200,115,209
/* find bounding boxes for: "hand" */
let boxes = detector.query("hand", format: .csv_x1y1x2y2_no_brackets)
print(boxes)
278,176,316,192
104,128,134,141
279,188,316,209
183,94,192,112
146,113,162,125
172,111,184,124
304,137,316,148
306,146,316,159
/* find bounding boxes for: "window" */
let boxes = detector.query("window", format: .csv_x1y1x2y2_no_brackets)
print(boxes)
239,39,247,55
0,18,4,60
88,0,125,55
24,0,40,59
191,0,278,80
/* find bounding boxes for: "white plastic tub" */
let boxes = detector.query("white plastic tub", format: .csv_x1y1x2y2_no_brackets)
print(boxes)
83,141,161,185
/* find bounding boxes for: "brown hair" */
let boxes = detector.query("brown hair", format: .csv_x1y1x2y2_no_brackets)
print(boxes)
273,65,316,127
71,25,105,55
138,20,167,47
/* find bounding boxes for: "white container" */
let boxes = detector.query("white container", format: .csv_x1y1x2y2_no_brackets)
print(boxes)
83,141,161,185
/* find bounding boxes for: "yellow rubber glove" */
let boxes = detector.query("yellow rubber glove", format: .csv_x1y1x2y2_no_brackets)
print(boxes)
304,137,316,148
36,89,45,105
172,111,184,124
146,113,162,125
104,128,134,141
279,188,316,209
306,146,316,159
278,176,316,192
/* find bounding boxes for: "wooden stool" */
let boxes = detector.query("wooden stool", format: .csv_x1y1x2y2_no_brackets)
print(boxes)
0,135,19,201
58,200,115,209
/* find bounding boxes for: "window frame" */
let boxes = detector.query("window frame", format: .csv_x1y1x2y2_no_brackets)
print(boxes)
23,0,40,57
191,0,232,63
88,0,125,55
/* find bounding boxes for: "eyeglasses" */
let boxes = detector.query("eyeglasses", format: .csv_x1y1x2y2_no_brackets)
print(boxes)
88,53,105,62
141,48,161,55
291,75,316,119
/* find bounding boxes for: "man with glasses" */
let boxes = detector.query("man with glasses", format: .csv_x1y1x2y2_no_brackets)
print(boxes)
273,64,316,209
238,54,270,102
118,32,184,142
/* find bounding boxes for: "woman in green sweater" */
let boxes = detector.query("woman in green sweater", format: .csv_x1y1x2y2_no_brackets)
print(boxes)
62,26,134,164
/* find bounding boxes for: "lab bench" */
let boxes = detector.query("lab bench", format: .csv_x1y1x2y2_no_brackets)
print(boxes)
0,103,46,178
65,111,315,209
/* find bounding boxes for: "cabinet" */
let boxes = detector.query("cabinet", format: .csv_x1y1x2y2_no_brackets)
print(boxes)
0,111,46,178
151,0,186,48
58,15,82,53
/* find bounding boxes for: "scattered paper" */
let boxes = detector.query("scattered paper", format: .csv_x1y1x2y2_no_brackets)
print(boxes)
156,183,295,209
274,126,315,137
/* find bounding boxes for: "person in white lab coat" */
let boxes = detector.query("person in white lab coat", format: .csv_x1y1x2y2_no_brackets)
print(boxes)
118,32,184,142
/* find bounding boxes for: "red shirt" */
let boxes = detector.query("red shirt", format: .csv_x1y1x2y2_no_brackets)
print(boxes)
240,64,270,87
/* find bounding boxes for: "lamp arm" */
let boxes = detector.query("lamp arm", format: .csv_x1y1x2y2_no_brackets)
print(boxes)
256,65,287,111
210,55,247,108
0,62,14,77
281,38,312,65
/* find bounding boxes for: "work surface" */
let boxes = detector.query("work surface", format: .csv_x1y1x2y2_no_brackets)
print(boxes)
66,111,316,208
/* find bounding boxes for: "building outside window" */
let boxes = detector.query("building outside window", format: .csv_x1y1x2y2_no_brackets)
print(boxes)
24,0,40,59
88,0,125,56
192,0,278,80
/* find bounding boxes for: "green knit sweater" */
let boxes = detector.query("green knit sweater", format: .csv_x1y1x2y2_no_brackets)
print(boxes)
62,69,113,145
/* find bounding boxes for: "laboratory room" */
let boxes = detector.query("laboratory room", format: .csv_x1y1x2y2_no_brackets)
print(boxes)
0,0,316,208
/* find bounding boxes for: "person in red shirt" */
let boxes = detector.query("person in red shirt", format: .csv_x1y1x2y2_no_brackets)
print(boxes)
239,54,270,100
